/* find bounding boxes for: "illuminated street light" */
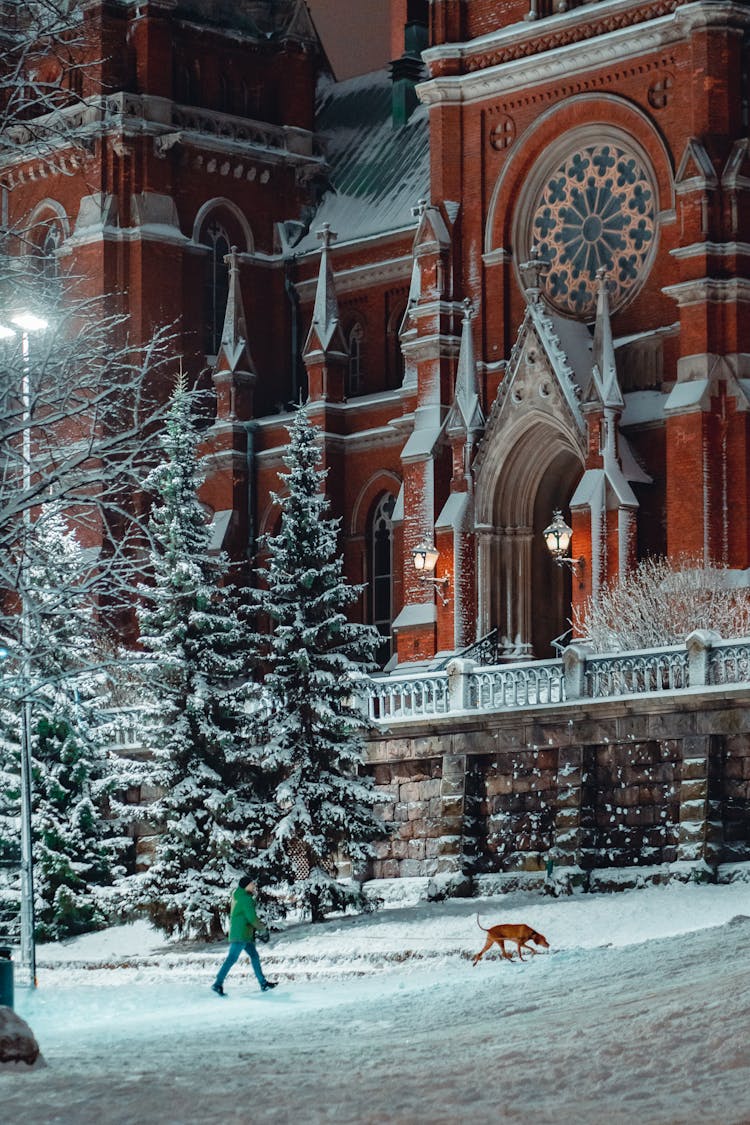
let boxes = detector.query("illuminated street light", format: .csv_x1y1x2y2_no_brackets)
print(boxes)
1,309,50,989
11,313,48,333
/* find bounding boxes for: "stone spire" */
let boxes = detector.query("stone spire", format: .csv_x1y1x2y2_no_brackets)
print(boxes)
212,247,256,422
215,246,255,380
303,224,347,358
590,268,624,410
449,299,484,434
303,224,348,402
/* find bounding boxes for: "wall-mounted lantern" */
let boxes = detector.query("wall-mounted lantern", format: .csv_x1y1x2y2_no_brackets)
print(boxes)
412,541,450,605
543,510,585,577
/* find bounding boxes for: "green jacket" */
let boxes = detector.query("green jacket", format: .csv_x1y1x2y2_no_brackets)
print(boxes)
228,886,265,943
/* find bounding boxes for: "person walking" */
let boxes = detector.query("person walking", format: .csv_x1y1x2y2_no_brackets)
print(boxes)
211,876,277,996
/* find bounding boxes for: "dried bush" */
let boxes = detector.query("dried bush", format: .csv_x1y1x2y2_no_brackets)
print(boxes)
574,556,750,653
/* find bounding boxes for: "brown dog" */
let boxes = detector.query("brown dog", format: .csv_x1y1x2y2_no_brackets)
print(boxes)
472,915,550,965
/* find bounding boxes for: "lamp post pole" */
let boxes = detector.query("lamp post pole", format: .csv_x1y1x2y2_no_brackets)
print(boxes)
10,314,47,988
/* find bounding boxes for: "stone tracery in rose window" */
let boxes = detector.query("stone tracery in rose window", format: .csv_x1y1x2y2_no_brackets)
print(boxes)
529,143,656,320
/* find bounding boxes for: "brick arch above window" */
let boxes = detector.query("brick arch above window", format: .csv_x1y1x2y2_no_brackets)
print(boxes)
23,199,69,283
350,471,402,537
25,199,70,245
485,95,675,261
257,496,284,541
192,198,254,253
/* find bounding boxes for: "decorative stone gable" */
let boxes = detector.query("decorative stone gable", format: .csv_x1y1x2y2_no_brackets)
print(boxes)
475,300,587,484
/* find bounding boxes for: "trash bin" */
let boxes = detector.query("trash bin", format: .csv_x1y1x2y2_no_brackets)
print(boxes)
0,948,14,1010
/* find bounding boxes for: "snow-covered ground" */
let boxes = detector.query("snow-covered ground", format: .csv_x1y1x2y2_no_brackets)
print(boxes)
3,880,750,1124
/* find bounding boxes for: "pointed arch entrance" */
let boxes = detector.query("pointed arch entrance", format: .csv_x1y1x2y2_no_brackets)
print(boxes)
476,416,584,657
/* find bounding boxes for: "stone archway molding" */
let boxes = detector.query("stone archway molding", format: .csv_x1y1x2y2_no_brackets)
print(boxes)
192,196,255,253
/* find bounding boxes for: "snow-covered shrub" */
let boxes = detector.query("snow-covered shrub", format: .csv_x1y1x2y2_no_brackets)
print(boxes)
574,556,750,652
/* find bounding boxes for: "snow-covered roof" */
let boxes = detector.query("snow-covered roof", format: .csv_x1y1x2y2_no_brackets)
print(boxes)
620,390,667,427
664,380,710,414
172,0,319,42
296,69,430,250
391,602,437,630
436,491,470,532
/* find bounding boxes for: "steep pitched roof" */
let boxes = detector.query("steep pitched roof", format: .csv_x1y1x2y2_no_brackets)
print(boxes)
296,69,430,248
173,0,319,41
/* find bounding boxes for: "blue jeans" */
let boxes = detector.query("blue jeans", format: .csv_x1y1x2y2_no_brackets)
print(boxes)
214,941,266,988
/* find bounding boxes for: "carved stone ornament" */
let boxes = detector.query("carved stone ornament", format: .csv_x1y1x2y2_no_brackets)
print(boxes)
529,142,656,319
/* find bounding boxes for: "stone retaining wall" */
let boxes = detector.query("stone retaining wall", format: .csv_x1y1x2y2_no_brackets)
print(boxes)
365,684,750,882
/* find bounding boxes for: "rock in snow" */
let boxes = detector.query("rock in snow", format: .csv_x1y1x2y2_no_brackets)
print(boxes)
0,1007,45,1069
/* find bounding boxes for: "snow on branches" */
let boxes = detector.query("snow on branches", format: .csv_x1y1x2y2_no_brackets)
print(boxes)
246,407,386,923
574,555,750,653
0,504,125,941
133,378,263,940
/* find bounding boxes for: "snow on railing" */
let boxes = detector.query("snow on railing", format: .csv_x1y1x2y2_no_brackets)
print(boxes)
583,645,689,698
366,631,750,723
368,671,450,721
106,706,143,752
103,634,750,739
708,638,750,685
471,659,565,710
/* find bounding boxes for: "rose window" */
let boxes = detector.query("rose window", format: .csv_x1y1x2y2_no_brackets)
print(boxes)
529,143,656,319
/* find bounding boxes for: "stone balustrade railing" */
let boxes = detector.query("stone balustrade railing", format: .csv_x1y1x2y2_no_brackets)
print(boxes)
104,633,750,742
367,630,750,723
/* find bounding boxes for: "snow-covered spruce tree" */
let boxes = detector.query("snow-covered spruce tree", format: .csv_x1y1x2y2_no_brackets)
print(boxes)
574,555,750,652
134,378,263,940
0,674,21,942
0,506,125,941
247,407,385,923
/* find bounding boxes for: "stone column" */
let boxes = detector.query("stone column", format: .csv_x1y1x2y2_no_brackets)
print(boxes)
676,734,722,868
685,629,721,687
437,753,467,873
563,642,593,700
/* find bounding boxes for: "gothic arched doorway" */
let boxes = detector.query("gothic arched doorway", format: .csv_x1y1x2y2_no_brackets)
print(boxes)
476,417,584,658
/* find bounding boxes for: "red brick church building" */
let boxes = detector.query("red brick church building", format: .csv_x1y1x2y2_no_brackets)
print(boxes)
6,0,750,669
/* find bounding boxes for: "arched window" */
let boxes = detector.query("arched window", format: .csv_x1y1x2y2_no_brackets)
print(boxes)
202,220,230,356
188,60,201,105
387,300,407,389
218,74,233,114
240,81,260,119
348,321,364,396
370,494,395,666
40,224,61,282
175,63,190,103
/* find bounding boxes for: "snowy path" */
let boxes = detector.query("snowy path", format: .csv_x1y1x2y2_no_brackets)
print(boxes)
2,887,750,1124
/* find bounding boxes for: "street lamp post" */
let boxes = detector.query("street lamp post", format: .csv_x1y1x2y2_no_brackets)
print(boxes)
1,311,49,988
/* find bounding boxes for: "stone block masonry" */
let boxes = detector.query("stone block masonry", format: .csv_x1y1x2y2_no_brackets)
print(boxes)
366,685,750,883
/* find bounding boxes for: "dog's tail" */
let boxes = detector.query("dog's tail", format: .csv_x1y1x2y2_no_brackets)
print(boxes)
476,913,489,932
